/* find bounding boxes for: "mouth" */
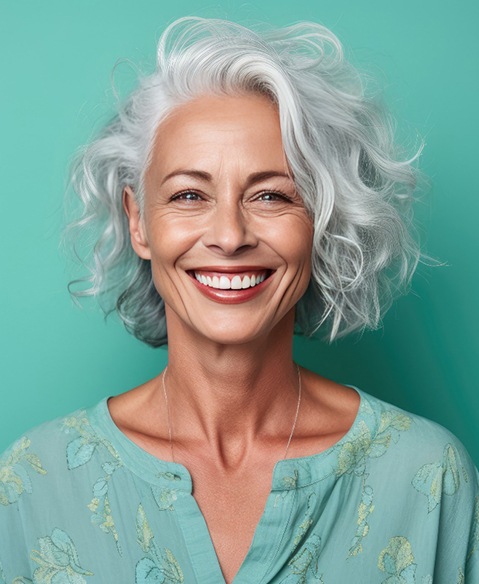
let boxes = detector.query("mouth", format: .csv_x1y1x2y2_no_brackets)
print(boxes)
186,268,274,303
190,269,272,290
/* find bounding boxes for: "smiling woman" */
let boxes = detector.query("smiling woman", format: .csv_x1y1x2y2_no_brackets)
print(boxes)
124,93,313,344
0,16,478,584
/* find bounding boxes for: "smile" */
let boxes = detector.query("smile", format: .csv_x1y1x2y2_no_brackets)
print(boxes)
187,268,273,304
193,271,269,290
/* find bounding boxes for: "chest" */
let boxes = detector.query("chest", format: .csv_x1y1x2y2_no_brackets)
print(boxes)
188,466,274,584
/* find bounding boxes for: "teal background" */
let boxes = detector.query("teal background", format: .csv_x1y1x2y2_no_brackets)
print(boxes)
1,1,478,464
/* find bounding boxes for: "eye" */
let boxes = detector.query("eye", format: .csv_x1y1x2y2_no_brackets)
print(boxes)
255,190,292,203
170,190,203,203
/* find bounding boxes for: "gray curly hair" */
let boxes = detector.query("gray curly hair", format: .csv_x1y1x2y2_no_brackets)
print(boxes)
66,17,420,347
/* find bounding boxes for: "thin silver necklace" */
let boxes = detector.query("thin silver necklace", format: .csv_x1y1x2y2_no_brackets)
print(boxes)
161,364,302,463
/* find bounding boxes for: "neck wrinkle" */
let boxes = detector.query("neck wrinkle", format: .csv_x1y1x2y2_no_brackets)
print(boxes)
161,309,300,462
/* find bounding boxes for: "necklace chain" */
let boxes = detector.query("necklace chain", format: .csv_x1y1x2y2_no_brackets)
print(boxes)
161,364,302,463
283,364,302,459
162,367,175,463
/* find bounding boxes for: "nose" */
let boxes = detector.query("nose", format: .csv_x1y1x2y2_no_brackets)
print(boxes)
202,200,258,256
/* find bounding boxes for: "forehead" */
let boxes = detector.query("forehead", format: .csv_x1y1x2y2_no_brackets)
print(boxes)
147,93,289,180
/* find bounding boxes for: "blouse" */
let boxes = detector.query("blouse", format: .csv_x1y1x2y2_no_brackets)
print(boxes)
0,387,478,583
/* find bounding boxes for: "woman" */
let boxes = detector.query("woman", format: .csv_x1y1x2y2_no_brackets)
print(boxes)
0,17,477,584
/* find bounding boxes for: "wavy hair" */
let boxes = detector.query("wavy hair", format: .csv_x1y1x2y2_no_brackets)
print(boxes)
66,17,421,346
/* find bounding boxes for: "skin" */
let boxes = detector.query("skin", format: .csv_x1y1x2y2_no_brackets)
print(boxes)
108,93,360,583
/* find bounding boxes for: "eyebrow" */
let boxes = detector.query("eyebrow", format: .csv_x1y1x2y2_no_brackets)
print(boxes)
160,169,293,187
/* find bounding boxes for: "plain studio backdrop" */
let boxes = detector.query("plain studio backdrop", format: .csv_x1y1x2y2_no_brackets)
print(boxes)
0,0,478,464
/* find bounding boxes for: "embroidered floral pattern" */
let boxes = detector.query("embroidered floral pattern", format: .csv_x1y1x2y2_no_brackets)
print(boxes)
274,470,300,508
0,437,47,506
349,481,375,556
136,503,155,552
467,495,479,561
337,409,411,556
291,493,316,553
378,536,416,583
282,470,300,490
151,487,178,511
136,504,184,583
30,528,93,583
151,473,181,512
412,443,468,512
62,412,123,554
337,410,412,478
281,534,324,583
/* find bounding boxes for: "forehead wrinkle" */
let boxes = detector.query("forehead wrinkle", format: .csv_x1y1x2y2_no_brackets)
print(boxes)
148,94,293,194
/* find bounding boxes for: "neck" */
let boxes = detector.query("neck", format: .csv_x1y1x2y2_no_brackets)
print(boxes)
161,307,301,468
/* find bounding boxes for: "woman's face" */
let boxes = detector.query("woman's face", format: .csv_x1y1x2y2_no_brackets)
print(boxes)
126,93,313,345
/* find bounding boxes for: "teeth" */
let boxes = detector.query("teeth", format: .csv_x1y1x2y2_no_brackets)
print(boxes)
219,276,230,289
193,272,268,290
231,276,242,290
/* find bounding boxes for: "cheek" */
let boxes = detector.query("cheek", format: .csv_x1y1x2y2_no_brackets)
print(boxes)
283,219,313,292
145,219,200,293
267,216,313,266
147,215,197,261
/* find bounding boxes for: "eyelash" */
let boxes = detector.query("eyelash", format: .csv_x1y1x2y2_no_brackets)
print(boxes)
170,190,203,202
255,190,292,202
169,190,292,203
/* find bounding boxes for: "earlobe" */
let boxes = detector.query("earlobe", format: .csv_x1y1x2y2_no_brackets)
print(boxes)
123,187,151,260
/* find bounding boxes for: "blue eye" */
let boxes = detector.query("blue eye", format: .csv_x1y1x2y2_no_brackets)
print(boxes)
171,190,202,202
257,191,291,202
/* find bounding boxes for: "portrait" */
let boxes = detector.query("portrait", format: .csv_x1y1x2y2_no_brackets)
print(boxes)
1,2,478,582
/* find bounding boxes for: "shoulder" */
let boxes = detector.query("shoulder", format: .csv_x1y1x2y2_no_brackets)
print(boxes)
357,389,475,459
1,402,90,461
356,388,479,495
0,399,108,506
338,390,479,576
360,389,473,453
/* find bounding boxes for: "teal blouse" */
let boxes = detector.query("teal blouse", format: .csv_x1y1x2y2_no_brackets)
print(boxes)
1,388,478,583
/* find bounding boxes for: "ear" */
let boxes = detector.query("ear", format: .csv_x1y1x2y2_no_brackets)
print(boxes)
123,187,151,260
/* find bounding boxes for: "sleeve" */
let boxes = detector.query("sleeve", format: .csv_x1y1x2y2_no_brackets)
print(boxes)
0,434,48,582
466,467,479,583
402,412,479,583
432,435,479,583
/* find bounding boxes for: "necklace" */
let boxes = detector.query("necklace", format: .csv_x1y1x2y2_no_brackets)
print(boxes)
161,364,302,463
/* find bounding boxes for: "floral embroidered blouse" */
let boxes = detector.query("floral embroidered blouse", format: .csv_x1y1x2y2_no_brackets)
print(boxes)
0,388,478,584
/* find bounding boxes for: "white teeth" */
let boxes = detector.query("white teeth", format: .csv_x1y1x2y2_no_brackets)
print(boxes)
231,276,242,290
242,276,251,289
219,276,231,289
194,271,268,290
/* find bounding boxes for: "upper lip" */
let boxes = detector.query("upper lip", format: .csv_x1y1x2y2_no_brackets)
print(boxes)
189,266,272,273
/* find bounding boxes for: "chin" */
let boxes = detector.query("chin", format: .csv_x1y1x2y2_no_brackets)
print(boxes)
187,314,281,346
197,326,269,347
165,300,296,347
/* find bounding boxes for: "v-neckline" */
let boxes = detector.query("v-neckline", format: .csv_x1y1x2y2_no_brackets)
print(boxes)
89,386,366,583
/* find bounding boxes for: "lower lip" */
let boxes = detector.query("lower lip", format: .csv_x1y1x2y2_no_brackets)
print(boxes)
189,274,272,304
